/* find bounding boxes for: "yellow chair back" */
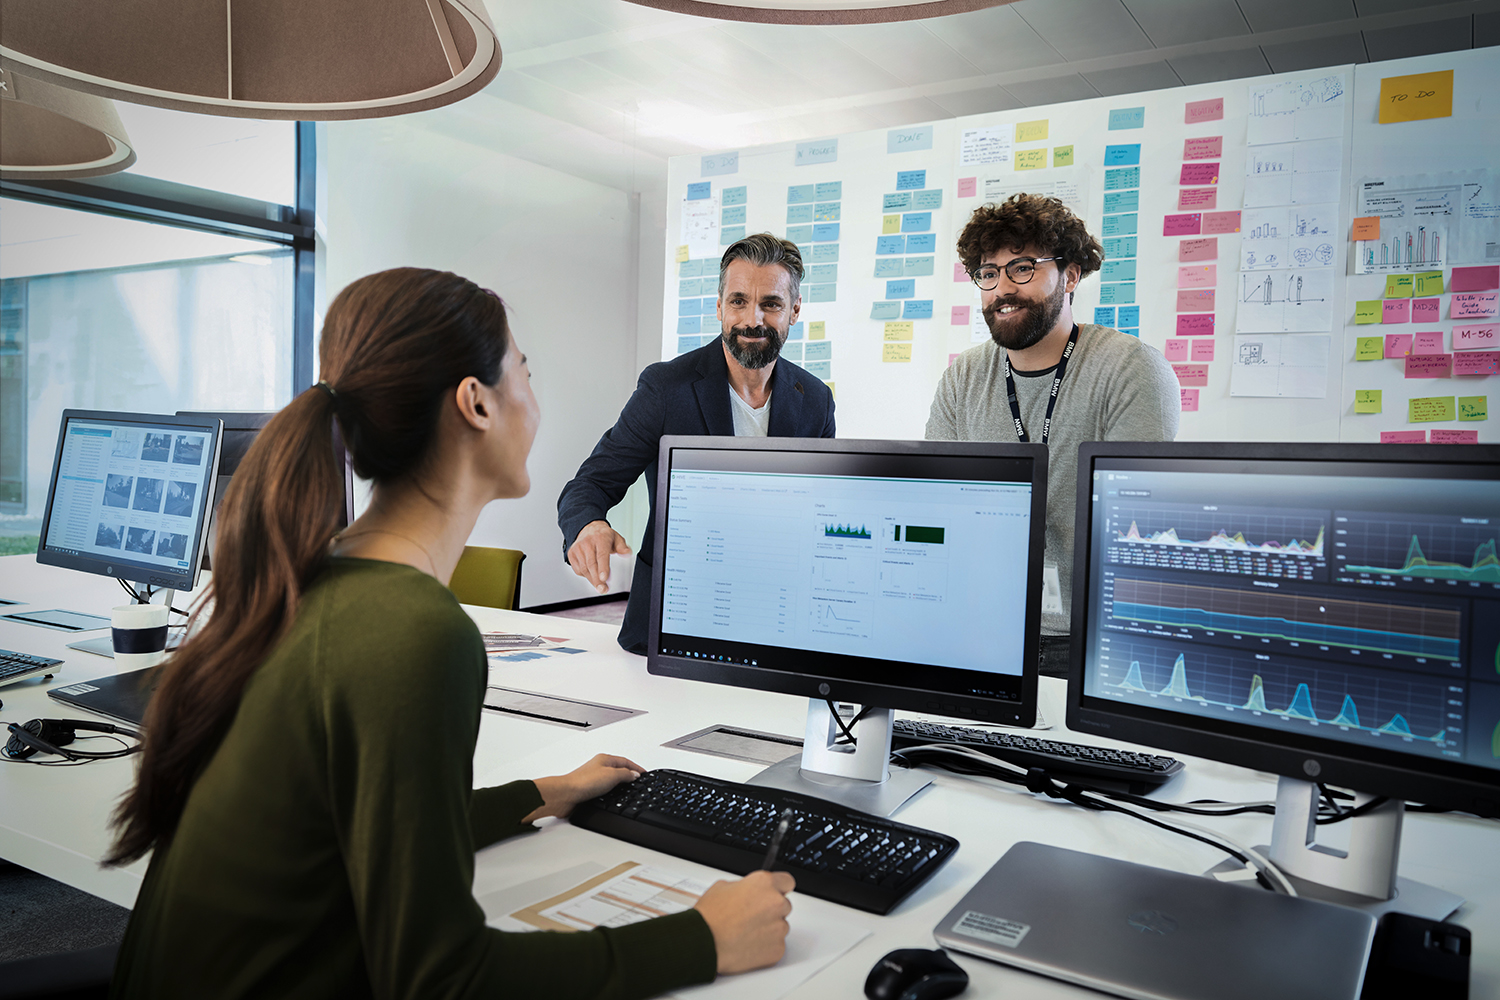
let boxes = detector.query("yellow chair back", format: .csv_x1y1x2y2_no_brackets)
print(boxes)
448,545,526,610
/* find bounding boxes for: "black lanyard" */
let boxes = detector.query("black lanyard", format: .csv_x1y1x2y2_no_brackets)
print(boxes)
1003,324,1079,445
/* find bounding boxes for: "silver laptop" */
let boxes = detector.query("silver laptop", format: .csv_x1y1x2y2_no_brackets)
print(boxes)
934,842,1375,1000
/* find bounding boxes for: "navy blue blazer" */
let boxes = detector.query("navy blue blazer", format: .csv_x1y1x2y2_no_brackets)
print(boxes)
557,340,836,653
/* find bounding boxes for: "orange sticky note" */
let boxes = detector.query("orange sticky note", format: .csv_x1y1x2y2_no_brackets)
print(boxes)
1378,69,1454,124
1351,217,1380,241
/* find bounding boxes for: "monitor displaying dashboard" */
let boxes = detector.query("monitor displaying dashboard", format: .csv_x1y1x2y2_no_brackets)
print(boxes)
36,409,223,593
1068,442,1500,817
648,437,1047,726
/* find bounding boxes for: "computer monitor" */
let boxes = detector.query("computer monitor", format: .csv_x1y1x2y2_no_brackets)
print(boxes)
1067,441,1500,917
36,409,224,595
648,436,1047,814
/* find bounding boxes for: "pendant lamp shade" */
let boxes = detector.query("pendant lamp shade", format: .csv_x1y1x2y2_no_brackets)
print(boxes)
621,0,1007,24
0,66,137,178
0,0,502,121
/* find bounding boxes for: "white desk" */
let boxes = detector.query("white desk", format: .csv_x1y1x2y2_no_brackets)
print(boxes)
3,554,1497,998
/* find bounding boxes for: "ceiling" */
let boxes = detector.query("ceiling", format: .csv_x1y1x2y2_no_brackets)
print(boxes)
401,0,1499,191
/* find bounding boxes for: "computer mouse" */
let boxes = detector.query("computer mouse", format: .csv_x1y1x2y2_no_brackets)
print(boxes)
864,948,969,1000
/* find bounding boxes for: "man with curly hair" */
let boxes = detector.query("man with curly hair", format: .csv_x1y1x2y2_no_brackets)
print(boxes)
927,194,1179,678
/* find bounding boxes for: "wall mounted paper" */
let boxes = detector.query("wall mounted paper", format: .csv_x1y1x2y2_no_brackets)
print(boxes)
1179,237,1218,262
1453,324,1499,350
1353,301,1382,324
1230,334,1330,397
789,322,805,340
1408,396,1456,421
1453,292,1499,319
681,196,720,258
904,256,934,277
787,204,814,224
907,233,937,253
1384,274,1414,298
883,321,913,341
876,235,904,255
1411,298,1439,323
1103,190,1139,214
1411,331,1444,354
1105,167,1140,190
805,360,832,378
1095,306,1117,326
951,306,970,326
1165,338,1189,361
1103,144,1141,166
796,140,838,166
960,126,1012,166
957,177,977,197
1203,211,1242,234
722,205,746,225
814,181,842,201
813,202,841,221
1184,136,1223,160
1377,69,1453,124
1247,73,1346,144
1454,351,1500,376
1381,430,1427,443
808,321,826,340
1101,259,1136,281
1102,214,1138,236
1118,305,1141,327
1414,271,1444,297
1185,97,1224,124
888,126,933,153
1016,120,1049,142
812,223,840,241
1180,163,1220,185
788,184,815,203
1179,188,1218,210
1458,396,1488,420
806,284,836,303
812,244,839,263
678,259,704,277
901,212,932,232
721,186,747,206
1109,107,1145,130
780,341,803,361
1404,353,1453,378
1384,333,1412,358
870,302,901,320
896,170,926,191
1100,283,1136,304
1180,388,1201,412
788,225,814,242
883,343,912,363
1355,337,1384,361
1191,339,1216,362
1430,429,1478,443
903,300,934,319
1164,214,1203,236
1452,266,1500,291
954,262,969,282
805,340,833,361
1235,269,1332,333
1176,289,1215,312
1382,299,1410,324
1354,389,1382,413
676,336,698,354
1351,217,1381,240
881,215,900,235
686,182,711,200
1015,149,1047,170
1172,364,1209,387
701,152,739,176
675,246,690,263
1053,145,1074,167
1178,265,1216,288
885,279,915,299
1105,236,1139,258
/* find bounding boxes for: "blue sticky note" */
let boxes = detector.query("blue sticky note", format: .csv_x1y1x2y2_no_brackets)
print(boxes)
1103,236,1137,259
679,279,697,298
813,202,841,222
1108,107,1145,130
911,189,943,211
1099,282,1136,305
905,232,937,254
814,181,842,201
1101,259,1136,281
808,263,837,283
1121,328,1140,338
812,223,840,242
888,126,934,153
686,182,711,200
722,205,746,225
1093,307,1117,326
796,139,838,166
678,259,702,277
700,334,719,347
805,360,832,379
1104,167,1140,191
697,276,716,297
901,212,932,233
677,315,702,335
805,340,832,361
811,243,839,263
721,185,747,206
787,224,814,243
704,297,721,315
871,301,902,320
1101,214,1138,237
807,284,836,303
1103,144,1141,166
883,192,911,211
702,152,739,176
677,336,699,354
904,256,935,277
787,204,814,224
896,170,926,191
788,322,805,340
678,297,699,317
720,225,746,246
903,299,934,319
875,258,904,278
1103,190,1139,214
796,244,812,260
787,184,815,204
781,342,804,361
876,235,906,255
1117,305,1141,327
885,279,916,299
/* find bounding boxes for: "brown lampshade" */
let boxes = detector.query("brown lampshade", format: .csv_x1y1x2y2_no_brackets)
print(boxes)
0,66,137,178
621,0,1007,24
0,0,501,121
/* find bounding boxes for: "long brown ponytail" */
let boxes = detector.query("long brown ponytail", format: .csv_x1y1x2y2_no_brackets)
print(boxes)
107,268,510,865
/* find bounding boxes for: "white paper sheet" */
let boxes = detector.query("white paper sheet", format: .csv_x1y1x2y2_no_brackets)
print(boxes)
1230,334,1330,397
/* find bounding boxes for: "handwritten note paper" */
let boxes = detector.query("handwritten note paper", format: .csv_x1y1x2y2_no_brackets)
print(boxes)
895,170,926,191
1179,188,1218,210
1412,298,1439,323
1382,299,1410,324
1185,98,1224,124
1453,324,1499,350
1180,163,1220,186
1179,238,1217,262
1176,314,1214,336
1430,429,1479,443
1414,271,1445,297
1458,396,1488,421
1412,331,1445,355
1355,337,1384,361
883,321,913,341
1176,290,1215,312
1351,217,1380,240
957,177,977,199
1172,364,1210,387
1184,136,1223,160
1381,430,1426,443
1164,214,1203,236
1454,352,1500,376
1378,69,1453,124
1016,120,1049,142
1109,107,1145,130
1103,144,1141,166
1015,149,1047,170
1384,274,1414,298
1180,388,1200,412
1354,301,1383,324
1053,145,1075,167
1452,266,1500,292
1453,292,1499,319
1384,333,1413,358
1192,339,1216,362
1408,396,1456,422
883,343,912,363
1202,211,1241,234
1165,339,1189,361
1354,389,1382,413
1405,353,1453,378
1178,265,1216,288
809,321,825,340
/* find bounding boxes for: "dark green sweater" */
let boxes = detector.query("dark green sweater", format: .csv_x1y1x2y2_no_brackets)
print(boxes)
111,557,717,999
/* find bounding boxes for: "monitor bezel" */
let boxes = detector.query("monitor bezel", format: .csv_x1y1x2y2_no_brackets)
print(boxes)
647,435,1046,726
35,409,224,593
1066,441,1500,818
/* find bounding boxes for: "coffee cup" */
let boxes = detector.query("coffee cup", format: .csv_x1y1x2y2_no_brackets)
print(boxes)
111,604,171,670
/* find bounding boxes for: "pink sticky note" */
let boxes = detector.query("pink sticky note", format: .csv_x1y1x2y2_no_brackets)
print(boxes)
1453,292,1499,319
951,305,970,325
1183,136,1223,160
1177,264,1216,288
948,353,959,367
1164,214,1202,236
1405,354,1453,378
1202,211,1241,234
1179,237,1218,262
1451,265,1500,292
1176,314,1214,336
1179,163,1219,186
1453,323,1499,350
1176,290,1215,312
1430,428,1479,443
1172,363,1209,387
1178,188,1218,210
1180,387,1200,412
1411,331,1444,354
1382,299,1410,324
1184,98,1224,124
953,262,969,282
1382,430,1427,443
1165,338,1190,361
1454,351,1500,376
1191,339,1216,362
957,176,977,198
1411,298,1439,323
1383,334,1412,358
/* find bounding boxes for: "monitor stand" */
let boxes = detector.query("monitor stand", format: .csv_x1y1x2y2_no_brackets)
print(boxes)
745,699,930,817
64,588,182,658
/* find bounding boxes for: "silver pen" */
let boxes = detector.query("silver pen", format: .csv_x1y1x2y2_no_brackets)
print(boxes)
762,807,794,870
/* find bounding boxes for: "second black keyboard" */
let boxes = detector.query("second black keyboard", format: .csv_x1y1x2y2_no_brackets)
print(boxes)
569,768,958,914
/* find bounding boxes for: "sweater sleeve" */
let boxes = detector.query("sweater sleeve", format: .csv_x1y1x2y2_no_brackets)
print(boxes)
925,366,960,441
1101,342,1181,443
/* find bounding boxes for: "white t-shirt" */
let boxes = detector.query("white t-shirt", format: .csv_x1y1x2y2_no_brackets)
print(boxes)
728,383,771,437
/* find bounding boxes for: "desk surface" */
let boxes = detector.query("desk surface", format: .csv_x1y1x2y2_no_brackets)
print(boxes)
2,553,1496,998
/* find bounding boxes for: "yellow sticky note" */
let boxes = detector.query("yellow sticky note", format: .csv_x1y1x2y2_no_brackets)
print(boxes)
1015,149,1047,171
1458,395,1488,421
883,343,912,363
1052,145,1074,167
1409,396,1457,423
883,321,914,341
882,215,901,234
824,381,835,399
1354,390,1382,414
1414,271,1444,297
1351,217,1380,240
1016,120,1049,143
1354,300,1383,324
808,321,826,340
1378,69,1453,124
1384,274,1414,298
675,245,690,262
1355,337,1383,361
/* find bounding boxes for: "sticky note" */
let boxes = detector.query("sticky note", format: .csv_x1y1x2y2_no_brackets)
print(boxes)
1202,211,1241,234
1094,307,1117,326
1184,97,1224,124
1053,145,1074,167
815,182,842,202
721,185,746,205
1183,136,1223,160
1453,292,1499,319
1453,324,1499,350
951,306,970,326
1104,167,1140,191
1099,283,1136,304
954,262,969,283
1412,331,1444,355
1454,352,1500,376
809,321,826,339
1164,214,1203,236
1118,306,1140,327
1165,339,1189,361
787,225,813,243
787,204,814,224
721,205,746,226
896,170,926,191
910,190,942,211
1355,337,1384,361
1431,429,1479,443
1414,271,1444,297
903,300,934,319
1384,274,1414,298
1102,214,1138,236
876,235,904,255
882,215,901,234
1179,188,1218,210
1180,387,1200,412
804,340,832,361
1172,364,1209,387
812,244,839,263
1354,390,1382,413
1016,120,1049,142
1381,430,1426,443
721,225,746,245
1378,69,1453,124
1383,299,1410,324
907,233,936,253
1016,149,1047,170
958,177,977,198
1384,334,1412,358
703,153,738,177
1458,396,1487,421
901,212,932,232
884,343,913,363
1104,190,1139,214
883,321,914,341
888,126,933,153
1103,144,1141,166
1408,396,1456,422
676,316,701,335
1405,354,1453,378
805,360,832,378
1192,339,1216,362
686,181,711,200
1178,265,1216,289
904,256,934,277
675,245,690,262
679,259,703,277
1102,259,1136,281
1179,238,1217,262
885,279,915,299
870,301,901,320
811,223,839,242
1176,290,1215,312
795,140,837,166
1351,217,1381,240
882,192,910,211
1180,163,1220,186
1108,107,1145,130
1177,315,1214,336
875,259,903,278
1105,236,1138,258
1412,299,1439,323
1354,301,1383,324
1453,266,1500,292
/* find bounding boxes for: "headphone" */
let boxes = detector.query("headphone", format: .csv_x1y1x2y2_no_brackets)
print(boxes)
3,718,143,762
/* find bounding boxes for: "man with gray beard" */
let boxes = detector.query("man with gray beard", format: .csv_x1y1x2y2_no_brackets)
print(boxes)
559,233,836,654
926,194,1179,678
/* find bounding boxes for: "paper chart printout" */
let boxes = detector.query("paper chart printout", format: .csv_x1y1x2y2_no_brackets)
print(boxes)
1243,139,1341,207
1246,73,1346,145
681,197,720,260
513,863,710,932
959,125,1012,166
981,173,1087,219
1230,334,1330,398
1239,203,1338,270
1354,172,1500,271
1235,268,1334,332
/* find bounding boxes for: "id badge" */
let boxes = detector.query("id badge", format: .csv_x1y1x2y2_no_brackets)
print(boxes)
1042,564,1063,614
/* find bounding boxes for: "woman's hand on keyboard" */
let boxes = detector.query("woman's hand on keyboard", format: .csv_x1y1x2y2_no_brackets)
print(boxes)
523,754,645,822
695,870,796,974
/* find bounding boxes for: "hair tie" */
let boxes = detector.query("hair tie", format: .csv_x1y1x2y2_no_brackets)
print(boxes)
316,380,338,400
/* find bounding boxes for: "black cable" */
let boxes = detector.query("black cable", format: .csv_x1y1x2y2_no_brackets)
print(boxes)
824,701,872,746
117,578,191,619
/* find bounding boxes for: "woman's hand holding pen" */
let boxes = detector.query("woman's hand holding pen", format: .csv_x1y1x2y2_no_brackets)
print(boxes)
694,870,796,974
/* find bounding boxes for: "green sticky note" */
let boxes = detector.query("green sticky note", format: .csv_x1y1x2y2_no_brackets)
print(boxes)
1354,389,1382,413
1414,270,1444,297
1354,300,1383,324
1053,145,1074,167
1384,274,1414,298
1355,337,1383,361
1408,396,1457,422
1458,395,1488,421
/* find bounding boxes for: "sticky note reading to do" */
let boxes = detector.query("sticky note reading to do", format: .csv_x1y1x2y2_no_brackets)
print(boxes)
1378,69,1454,124
1354,390,1382,413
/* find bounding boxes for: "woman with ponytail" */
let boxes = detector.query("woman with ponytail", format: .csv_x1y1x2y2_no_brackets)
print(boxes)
107,268,795,999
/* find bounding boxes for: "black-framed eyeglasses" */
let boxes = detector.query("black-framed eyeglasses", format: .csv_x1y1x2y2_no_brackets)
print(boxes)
971,256,1063,290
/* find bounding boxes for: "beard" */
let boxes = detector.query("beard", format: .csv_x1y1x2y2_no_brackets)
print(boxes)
722,324,786,370
984,276,1066,352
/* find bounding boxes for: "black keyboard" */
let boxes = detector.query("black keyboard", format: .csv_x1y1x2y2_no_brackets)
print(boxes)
0,649,62,686
891,718,1184,788
569,768,958,915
